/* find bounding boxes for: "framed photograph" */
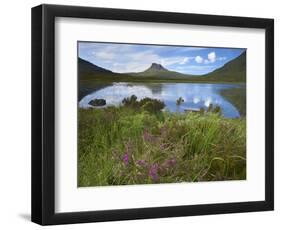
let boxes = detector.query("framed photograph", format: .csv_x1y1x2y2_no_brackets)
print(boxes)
31,4,274,225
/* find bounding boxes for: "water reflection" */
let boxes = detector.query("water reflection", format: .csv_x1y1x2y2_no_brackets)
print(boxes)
79,82,245,118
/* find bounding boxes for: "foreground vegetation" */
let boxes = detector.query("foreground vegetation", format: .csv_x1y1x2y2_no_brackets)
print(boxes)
78,96,246,187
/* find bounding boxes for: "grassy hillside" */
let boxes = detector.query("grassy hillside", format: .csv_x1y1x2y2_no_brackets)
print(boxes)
199,51,246,82
79,58,112,77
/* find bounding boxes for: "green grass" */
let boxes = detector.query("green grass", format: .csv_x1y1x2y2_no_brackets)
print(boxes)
78,104,246,187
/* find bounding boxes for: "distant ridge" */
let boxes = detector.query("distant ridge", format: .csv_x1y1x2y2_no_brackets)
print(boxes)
78,51,246,83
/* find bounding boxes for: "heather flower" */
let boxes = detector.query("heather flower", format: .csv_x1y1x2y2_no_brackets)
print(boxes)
121,140,134,166
122,152,129,165
149,163,159,182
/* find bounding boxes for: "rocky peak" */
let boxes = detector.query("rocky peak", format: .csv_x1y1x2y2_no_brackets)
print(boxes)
148,63,167,71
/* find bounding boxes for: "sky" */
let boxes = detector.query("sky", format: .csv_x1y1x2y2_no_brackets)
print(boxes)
78,42,245,75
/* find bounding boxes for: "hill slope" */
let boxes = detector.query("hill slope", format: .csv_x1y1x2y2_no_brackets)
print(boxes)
78,58,113,74
200,51,246,82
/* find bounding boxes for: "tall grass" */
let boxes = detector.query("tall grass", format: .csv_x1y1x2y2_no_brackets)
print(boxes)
78,105,246,187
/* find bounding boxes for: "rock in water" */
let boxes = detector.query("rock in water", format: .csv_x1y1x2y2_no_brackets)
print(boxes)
89,99,106,106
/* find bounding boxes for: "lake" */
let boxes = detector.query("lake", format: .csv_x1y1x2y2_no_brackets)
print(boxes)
79,82,246,118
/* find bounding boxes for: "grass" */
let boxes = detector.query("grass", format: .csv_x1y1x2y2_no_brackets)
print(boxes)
78,100,246,187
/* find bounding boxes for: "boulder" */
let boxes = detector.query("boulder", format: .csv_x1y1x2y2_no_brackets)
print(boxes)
88,99,106,106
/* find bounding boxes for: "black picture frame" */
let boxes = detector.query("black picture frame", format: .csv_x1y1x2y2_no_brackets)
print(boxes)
31,4,274,225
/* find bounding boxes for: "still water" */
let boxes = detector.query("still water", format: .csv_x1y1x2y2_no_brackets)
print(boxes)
79,82,245,118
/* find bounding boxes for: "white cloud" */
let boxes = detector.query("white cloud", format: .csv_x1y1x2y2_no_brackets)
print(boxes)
195,56,203,63
91,46,162,72
207,52,216,63
94,51,115,60
112,62,151,73
161,56,192,66
201,53,226,64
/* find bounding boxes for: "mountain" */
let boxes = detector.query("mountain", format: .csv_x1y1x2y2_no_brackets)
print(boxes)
145,63,168,72
201,51,246,82
129,63,193,78
78,58,113,76
128,63,194,79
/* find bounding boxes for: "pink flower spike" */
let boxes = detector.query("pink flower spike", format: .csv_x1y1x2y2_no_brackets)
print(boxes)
149,164,159,182
122,152,129,165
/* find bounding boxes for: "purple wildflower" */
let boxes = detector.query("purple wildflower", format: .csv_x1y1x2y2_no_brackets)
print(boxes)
149,164,159,182
121,140,134,166
122,152,129,165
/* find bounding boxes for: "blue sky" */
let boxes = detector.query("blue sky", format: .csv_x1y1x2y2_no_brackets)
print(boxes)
78,42,245,75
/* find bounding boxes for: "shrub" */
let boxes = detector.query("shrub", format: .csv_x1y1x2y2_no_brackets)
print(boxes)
122,95,138,108
89,98,106,106
176,97,184,105
213,105,222,115
200,104,222,115
122,95,165,113
199,107,205,115
140,98,165,113
207,103,214,112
